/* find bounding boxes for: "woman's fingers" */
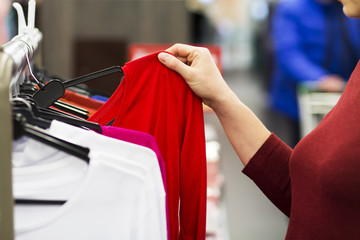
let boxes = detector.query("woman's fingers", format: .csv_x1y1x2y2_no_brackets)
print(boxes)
158,52,192,78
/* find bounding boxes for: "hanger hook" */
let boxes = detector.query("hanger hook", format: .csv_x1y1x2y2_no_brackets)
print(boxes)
12,3,26,35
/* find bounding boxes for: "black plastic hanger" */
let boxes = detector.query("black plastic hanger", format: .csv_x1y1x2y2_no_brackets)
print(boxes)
51,100,90,120
32,66,123,108
13,113,90,163
38,107,102,133
12,98,52,129
13,98,102,133
13,114,88,205
12,103,91,205
18,69,91,120
15,199,66,205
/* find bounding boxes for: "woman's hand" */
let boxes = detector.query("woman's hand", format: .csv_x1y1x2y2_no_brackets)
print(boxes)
159,43,271,165
158,44,231,109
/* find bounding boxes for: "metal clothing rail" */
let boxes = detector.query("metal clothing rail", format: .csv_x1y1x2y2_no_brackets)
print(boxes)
3,28,43,97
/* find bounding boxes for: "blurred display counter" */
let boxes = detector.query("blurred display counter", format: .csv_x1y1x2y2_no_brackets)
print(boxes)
204,121,229,240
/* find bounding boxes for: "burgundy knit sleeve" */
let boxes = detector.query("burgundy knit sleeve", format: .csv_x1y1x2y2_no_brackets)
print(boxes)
242,133,293,216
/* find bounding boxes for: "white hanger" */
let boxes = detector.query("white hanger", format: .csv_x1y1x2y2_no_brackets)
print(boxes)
28,0,36,29
12,0,37,35
12,2,26,34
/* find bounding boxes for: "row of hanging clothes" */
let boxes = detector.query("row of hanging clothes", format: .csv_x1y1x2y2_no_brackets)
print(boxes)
4,1,208,240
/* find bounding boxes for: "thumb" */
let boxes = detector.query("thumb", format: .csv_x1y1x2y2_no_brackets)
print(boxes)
158,52,190,77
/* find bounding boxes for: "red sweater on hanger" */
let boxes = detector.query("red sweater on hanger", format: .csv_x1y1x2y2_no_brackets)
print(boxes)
243,61,360,239
88,52,207,240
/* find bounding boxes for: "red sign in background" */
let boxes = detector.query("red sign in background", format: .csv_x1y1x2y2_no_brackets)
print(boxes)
127,43,222,72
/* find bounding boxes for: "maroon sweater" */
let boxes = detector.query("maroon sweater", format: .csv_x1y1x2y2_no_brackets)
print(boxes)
243,61,360,239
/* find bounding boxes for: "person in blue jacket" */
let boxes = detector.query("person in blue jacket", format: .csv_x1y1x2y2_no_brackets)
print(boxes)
269,0,360,147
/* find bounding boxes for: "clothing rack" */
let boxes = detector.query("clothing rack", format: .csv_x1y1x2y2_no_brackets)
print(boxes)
0,4,42,238
3,28,43,97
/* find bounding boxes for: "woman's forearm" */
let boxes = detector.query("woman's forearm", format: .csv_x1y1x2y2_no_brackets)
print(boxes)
211,89,271,166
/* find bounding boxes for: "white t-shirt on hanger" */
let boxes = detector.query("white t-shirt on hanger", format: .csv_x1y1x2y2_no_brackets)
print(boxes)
48,120,167,240
15,151,154,240
12,136,88,201
12,123,165,239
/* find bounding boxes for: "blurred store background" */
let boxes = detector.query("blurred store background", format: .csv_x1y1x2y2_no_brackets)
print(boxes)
3,0,345,239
